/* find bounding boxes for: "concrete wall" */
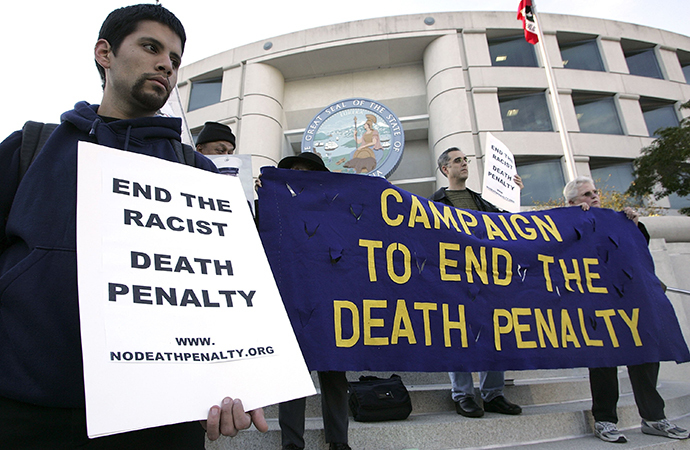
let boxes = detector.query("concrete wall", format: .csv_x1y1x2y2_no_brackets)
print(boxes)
644,216,690,380
178,11,690,202
177,11,690,381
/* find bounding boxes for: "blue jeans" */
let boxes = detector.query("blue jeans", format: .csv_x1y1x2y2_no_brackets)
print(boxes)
449,371,505,402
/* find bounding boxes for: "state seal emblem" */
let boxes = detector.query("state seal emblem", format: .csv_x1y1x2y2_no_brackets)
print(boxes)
301,98,405,178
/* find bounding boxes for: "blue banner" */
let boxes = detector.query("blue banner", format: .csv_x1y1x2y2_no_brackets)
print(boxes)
258,168,690,372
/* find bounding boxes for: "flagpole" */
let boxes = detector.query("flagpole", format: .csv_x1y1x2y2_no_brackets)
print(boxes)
530,1,577,182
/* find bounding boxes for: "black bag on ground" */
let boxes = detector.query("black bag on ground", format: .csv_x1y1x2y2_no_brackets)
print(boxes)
348,374,412,422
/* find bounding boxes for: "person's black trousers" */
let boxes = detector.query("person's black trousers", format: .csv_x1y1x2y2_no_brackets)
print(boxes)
0,395,205,449
279,371,349,448
589,362,665,423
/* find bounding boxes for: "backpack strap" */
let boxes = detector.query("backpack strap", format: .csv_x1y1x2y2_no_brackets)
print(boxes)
171,139,197,167
19,121,59,182
182,143,196,167
19,122,196,178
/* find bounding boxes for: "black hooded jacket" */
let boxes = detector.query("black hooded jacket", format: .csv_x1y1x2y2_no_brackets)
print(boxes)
0,101,216,407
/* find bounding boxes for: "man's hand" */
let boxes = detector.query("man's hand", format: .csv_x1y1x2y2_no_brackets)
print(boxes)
201,397,268,441
576,202,590,211
513,174,524,190
623,206,640,225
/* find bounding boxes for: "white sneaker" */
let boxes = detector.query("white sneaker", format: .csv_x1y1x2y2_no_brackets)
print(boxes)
641,419,690,439
594,421,627,443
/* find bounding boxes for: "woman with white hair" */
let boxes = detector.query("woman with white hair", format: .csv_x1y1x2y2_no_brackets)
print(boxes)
564,176,688,443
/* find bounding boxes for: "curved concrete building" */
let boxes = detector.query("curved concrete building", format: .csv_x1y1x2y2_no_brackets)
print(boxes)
178,10,690,212
177,13,690,448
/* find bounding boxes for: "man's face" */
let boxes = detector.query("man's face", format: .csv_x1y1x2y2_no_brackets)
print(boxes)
572,182,601,208
290,161,314,171
197,141,235,155
103,21,182,115
442,150,469,182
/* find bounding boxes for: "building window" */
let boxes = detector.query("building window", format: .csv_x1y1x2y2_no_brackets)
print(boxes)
517,159,565,205
572,93,623,135
589,161,634,193
668,193,690,211
488,35,538,67
622,40,663,79
640,98,679,137
682,65,690,84
558,37,604,72
188,77,222,111
681,64,690,83
499,91,553,131
677,50,690,84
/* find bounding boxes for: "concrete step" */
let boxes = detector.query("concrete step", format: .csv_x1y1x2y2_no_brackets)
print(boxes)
339,368,590,386
490,414,690,450
263,369,606,419
205,381,690,450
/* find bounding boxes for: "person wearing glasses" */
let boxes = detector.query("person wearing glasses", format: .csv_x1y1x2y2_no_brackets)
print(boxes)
565,176,689,443
430,147,524,418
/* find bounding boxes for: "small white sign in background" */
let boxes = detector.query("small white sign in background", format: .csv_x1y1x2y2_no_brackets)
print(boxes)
206,153,255,214
76,142,315,438
481,133,521,212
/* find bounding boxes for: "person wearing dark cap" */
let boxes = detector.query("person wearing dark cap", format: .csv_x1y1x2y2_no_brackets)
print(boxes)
257,152,351,450
254,152,329,191
277,151,330,171
196,121,236,155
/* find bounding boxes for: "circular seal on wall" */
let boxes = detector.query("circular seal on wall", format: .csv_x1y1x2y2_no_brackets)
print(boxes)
301,98,404,178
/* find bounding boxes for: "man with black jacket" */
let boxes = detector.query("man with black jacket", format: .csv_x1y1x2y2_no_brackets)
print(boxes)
0,4,266,448
430,147,523,418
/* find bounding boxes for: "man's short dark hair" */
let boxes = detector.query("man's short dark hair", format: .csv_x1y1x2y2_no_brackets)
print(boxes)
437,147,462,176
96,4,186,88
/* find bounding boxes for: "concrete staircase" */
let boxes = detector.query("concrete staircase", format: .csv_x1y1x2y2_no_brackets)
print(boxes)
205,368,690,450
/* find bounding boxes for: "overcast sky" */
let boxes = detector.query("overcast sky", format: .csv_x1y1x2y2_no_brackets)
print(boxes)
1,0,688,140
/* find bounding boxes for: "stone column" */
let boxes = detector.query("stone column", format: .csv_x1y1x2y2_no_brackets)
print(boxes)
423,33,474,189
239,63,285,176
617,93,648,137
598,36,629,74
658,45,686,83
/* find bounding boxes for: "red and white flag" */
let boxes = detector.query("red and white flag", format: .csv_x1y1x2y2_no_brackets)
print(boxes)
517,0,539,44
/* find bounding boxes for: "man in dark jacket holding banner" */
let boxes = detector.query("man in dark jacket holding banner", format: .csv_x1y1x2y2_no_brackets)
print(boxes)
430,147,523,418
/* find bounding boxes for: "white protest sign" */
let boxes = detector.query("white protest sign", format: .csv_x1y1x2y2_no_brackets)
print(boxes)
206,154,255,214
159,86,194,146
76,142,315,438
481,133,521,212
